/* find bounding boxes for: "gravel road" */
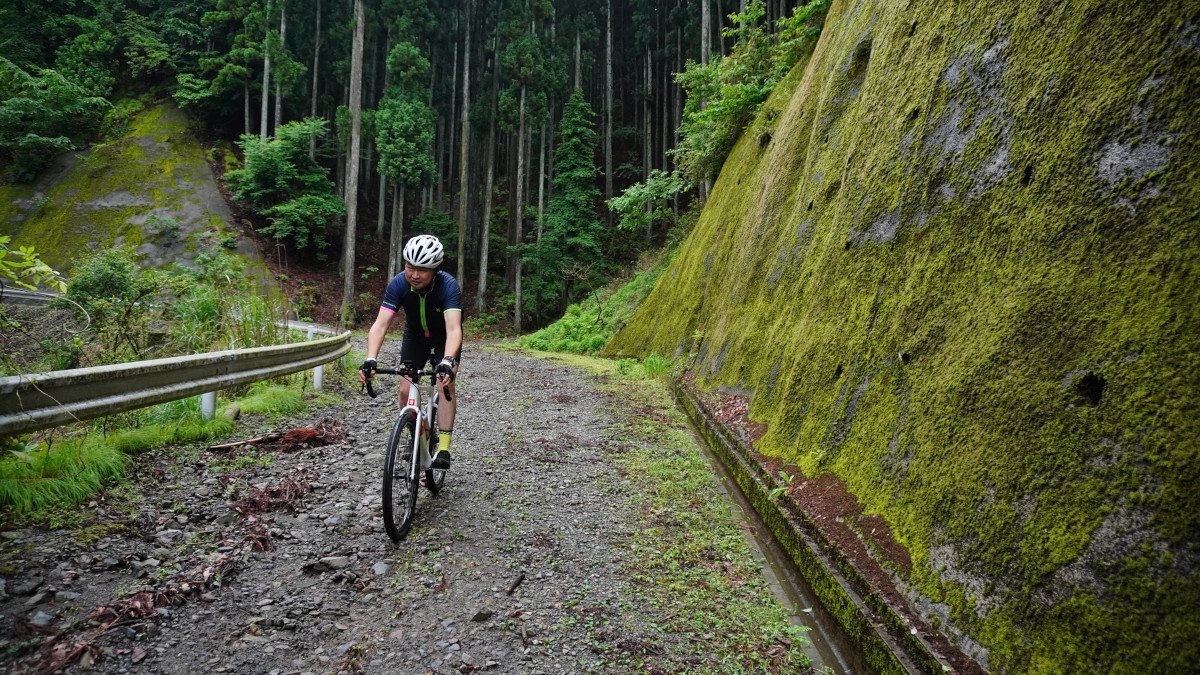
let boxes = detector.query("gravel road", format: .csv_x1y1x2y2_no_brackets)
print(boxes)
0,340,809,674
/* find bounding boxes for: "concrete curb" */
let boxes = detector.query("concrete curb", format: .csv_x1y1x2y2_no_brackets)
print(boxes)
671,379,950,675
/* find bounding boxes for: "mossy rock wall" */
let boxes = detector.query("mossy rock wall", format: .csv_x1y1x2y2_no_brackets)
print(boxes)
606,1,1199,672
0,102,275,297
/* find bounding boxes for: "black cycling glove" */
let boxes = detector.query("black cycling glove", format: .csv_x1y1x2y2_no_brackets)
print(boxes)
435,357,456,382
360,358,377,379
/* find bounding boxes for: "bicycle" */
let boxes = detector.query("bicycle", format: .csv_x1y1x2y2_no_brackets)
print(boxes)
364,364,452,542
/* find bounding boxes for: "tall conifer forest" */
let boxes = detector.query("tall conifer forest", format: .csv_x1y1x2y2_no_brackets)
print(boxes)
0,0,830,326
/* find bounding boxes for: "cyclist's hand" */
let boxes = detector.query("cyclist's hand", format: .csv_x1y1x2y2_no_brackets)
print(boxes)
435,357,456,384
359,358,377,384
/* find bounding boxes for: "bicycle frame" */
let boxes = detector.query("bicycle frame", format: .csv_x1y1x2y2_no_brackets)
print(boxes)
365,365,450,475
397,375,439,480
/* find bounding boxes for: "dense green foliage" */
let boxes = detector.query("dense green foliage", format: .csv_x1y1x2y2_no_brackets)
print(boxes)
375,41,435,193
224,118,343,251
0,57,109,181
524,89,604,317
607,0,1200,671
0,236,65,293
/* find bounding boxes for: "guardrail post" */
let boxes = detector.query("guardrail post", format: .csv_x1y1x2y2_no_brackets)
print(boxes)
201,392,216,420
308,326,324,390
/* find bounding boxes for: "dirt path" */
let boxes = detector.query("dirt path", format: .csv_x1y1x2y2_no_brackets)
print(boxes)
1,341,809,674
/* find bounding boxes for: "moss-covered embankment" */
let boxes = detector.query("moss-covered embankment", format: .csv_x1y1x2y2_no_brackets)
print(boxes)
606,1,1199,672
0,101,273,292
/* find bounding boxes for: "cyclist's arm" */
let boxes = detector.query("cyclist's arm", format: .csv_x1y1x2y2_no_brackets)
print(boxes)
443,309,463,361
366,306,396,360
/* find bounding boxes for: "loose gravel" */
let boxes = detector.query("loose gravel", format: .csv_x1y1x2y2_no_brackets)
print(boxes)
0,340,806,674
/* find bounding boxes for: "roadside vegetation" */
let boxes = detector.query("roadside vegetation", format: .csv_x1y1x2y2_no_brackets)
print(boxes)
518,248,674,355
0,243,341,523
0,380,317,522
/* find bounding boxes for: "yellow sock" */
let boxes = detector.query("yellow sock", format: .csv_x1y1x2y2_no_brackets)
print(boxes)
438,431,452,453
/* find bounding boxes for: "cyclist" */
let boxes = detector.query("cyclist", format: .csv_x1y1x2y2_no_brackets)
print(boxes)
359,234,462,469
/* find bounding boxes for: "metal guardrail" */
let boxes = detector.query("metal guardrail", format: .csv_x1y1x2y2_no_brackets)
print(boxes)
281,319,338,337
0,285,60,307
0,332,351,437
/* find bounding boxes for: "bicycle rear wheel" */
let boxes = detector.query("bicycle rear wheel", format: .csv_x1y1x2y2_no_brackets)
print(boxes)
425,464,447,494
425,400,447,495
382,412,419,542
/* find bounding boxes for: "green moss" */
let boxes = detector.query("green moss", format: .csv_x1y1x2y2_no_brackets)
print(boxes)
607,0,1200,671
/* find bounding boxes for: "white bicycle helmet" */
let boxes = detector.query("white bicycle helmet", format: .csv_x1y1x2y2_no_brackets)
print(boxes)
403,234,444,268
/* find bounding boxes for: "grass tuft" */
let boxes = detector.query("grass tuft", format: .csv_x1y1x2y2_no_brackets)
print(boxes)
235,385,304,416
0,440,127,515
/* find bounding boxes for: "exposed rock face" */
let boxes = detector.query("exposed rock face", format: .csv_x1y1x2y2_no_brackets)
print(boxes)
607,1,1200,671
0,103,275,297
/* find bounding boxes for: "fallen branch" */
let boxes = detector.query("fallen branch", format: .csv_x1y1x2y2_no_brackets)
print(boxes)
506,572,525,595
207,433,280,451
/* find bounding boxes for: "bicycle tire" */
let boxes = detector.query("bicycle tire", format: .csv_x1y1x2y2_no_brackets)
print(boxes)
382,412,420,542
425,465,447,494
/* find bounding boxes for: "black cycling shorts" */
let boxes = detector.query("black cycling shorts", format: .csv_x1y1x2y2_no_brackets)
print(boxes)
399,324,462,369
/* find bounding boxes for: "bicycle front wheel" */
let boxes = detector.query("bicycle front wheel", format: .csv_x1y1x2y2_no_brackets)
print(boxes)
382,412,420,542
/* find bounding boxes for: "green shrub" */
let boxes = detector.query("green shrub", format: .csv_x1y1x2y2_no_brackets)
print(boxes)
147,214,181,239
63,247,149,315
224,119,342,252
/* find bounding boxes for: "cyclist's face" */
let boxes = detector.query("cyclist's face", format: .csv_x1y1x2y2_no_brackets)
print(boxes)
404,263,436,289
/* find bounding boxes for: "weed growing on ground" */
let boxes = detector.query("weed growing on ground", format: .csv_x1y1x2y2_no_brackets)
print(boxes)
211,452,274,473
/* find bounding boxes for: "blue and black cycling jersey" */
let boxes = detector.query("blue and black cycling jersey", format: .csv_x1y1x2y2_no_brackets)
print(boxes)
381,270,463,365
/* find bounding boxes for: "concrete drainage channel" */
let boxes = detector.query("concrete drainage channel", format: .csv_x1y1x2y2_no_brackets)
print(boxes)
699,437,873,674
671,380,951,675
